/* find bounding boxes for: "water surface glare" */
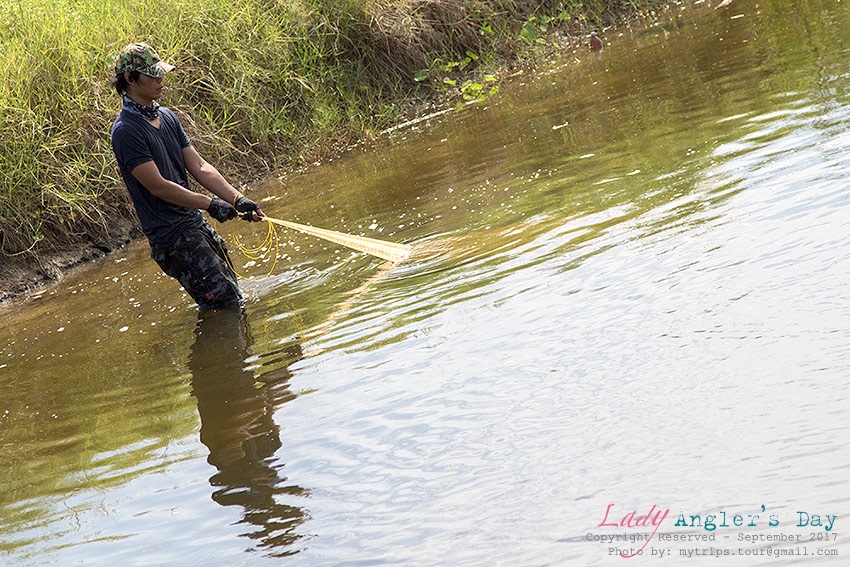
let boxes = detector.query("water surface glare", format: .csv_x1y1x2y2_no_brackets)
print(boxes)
2,1,849,564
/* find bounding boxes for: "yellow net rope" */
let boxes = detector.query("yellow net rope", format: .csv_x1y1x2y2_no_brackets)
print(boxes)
226,218,281,279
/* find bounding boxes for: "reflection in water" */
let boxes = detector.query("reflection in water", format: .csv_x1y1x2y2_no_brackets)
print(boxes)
189,310,308,556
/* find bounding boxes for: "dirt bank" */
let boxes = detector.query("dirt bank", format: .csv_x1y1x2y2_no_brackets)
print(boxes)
0,215,140,303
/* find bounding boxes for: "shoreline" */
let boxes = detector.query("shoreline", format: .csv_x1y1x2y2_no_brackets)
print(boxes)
0,216,140,304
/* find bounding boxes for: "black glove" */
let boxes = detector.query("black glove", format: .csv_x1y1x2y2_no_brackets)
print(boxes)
207,198,238,222
234,195,262,222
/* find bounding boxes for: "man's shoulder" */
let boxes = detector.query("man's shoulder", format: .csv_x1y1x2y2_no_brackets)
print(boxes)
111,110,144,136
158,106,180,123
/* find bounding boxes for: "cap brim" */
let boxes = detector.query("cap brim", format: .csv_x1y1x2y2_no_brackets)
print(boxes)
152,61,175,76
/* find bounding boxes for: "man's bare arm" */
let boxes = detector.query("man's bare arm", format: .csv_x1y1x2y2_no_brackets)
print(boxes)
131,160,214,209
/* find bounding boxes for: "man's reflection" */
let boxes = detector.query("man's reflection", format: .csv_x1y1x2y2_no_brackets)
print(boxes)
189,310,308,554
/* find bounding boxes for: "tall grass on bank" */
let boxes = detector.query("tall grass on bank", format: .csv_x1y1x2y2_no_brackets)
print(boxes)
0,0,661,272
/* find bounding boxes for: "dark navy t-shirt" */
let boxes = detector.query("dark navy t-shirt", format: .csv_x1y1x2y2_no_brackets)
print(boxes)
111,107,205,246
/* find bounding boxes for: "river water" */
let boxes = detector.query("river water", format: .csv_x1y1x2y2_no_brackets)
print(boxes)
2,1,849,564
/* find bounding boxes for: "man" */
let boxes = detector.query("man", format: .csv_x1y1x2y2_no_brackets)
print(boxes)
110,42,263,310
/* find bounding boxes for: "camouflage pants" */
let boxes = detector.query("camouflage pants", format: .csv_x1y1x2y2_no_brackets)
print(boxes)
151,223,243,310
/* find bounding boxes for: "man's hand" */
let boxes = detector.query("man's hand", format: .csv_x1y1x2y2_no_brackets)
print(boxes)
234,195,264,222
207,198,238,222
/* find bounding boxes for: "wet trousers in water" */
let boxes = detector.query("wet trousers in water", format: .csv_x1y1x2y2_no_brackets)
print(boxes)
151,223,243,310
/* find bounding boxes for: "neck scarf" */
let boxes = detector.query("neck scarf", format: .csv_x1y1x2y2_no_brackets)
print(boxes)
122,95,160,120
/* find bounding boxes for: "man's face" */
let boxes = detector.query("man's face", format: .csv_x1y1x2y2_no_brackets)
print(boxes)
128,72,164,101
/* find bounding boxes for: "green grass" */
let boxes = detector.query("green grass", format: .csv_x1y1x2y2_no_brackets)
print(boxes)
0,0,664,266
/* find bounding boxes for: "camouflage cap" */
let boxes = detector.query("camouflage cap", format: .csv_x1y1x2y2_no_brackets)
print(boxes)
114,43,175,77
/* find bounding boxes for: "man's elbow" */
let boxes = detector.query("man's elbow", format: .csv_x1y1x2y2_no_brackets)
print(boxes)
138,176,177,201
141,178,172,199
